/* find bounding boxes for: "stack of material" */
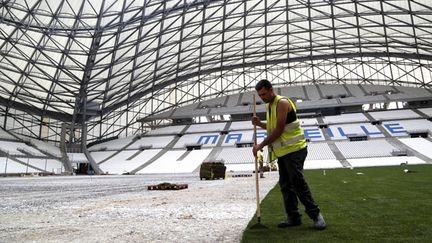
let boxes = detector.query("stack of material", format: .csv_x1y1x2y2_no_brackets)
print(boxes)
147,182,188,190
199,162,226,180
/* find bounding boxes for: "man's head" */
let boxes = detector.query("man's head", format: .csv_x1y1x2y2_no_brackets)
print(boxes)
255,79,275,103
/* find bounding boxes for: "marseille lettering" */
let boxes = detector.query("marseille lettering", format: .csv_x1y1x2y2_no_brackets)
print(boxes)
196,123,408,144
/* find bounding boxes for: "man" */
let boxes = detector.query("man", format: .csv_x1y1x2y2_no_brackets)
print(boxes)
257,148,265,178
252,79,326,230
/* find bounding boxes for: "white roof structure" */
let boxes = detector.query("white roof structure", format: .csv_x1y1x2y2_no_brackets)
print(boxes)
0,0,430,146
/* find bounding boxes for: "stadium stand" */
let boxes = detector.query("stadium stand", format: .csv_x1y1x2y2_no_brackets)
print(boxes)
15,158,64,173
221,130,266,147
326,123,384,140
136,149,212,174
280,86,307,100
199,96,227,108
171,103,200,118
2,84,430,176
216,147,268,164
128,135,175,149
300,118,319,126
225,163,256,172
90,151,117,163
368,109,421,121
67,153,87,163
27,138,62,157
307,143,337,160
229,121,256,131
146,125,186,135
398,138,432,160
418,107,432,117
344,84,366,97
298,98,339,108
185,122,226,133
319,84,349,99
225,93,242,107
339,95,386,105
389,86,432,101
210,105,251,116
173,133,220,148
99,149,162,174
239,91,259,105
381,119,432,137
303,126,326,141
88,136,137,151
363,84,397,95
335,139,398,158
323,113,369,124
0,141,44,156
70,102,432,175
304,85,322,100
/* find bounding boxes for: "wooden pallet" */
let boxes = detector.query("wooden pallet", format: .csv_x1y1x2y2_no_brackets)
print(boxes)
147,183,188,190
232,174,253,178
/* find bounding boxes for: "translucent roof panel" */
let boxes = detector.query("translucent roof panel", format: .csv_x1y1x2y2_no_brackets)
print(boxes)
0,0,431,142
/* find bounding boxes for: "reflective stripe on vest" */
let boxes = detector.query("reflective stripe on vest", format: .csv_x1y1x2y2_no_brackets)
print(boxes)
266,95,307,159
270,122,300,134
271,134,305,149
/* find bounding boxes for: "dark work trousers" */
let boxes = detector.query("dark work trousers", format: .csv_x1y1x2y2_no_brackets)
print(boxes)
277,147,320,220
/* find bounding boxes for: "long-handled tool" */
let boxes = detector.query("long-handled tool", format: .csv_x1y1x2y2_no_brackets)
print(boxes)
250,94,268,230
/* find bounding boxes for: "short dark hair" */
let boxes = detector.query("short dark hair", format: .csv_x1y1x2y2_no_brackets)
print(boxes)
255,79,273,91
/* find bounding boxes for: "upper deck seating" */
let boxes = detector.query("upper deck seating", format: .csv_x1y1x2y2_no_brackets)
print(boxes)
418,107,432,117
128,135,175,149
319,84,349,98
280,86,307,100
88,136,136,151
344,84,366,97
368,109,421,121
304,85,321,100
146,125,186,135
323,113,369,124
185,122,226,134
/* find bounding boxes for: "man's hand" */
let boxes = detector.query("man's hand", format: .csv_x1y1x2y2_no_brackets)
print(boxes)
252,115,261,127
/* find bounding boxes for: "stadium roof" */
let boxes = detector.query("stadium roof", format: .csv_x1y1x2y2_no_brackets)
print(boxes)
0,0,431,141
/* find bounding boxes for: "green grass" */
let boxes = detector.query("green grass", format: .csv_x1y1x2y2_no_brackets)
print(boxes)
242,164,432,243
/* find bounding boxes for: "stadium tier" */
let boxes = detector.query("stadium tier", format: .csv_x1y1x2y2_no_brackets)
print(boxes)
1,108,431,175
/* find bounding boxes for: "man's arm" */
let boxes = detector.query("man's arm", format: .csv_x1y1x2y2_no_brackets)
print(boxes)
253,99,293,156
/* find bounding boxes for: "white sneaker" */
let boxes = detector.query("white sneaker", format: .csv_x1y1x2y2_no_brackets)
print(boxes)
313,213,326,230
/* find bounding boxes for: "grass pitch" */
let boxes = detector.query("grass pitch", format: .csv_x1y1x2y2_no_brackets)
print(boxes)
242,164,432,243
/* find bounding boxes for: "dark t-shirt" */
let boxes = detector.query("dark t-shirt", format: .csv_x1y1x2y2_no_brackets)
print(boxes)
269,97,297,124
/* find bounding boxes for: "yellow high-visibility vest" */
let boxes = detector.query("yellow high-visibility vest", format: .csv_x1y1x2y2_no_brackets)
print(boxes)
257,150,264,166
266,95,307,161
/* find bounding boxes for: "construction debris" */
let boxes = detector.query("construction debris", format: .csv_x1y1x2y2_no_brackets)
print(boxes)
231,174,252,178
199,161,226,180
147,182,188,190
